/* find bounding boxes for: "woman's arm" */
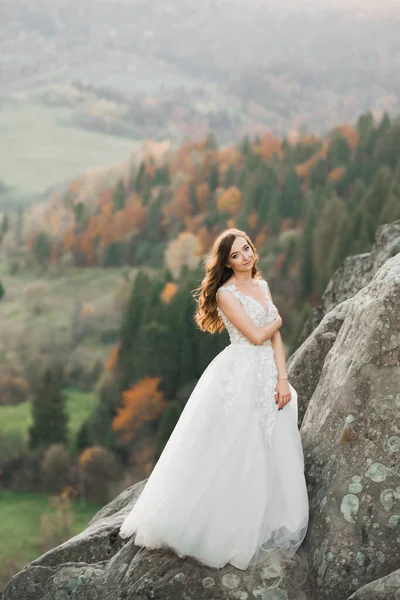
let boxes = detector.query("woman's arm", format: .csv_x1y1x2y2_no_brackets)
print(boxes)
266,285,291,409
217,290,282,345
270,330,288,379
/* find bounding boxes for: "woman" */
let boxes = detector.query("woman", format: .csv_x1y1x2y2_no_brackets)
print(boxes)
119,228,309,570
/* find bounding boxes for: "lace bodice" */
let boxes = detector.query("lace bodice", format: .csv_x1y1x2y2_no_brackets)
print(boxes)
216,279,279,347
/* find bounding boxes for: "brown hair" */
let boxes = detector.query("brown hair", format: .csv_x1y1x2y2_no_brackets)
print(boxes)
192,228,262,334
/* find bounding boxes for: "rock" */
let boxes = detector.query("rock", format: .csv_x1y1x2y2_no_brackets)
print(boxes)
347,568,400,599
287,298,352,424
300,253,400,600
299,220,400,344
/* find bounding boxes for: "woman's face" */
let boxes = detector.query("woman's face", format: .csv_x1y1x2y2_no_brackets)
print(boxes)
225,236,254,273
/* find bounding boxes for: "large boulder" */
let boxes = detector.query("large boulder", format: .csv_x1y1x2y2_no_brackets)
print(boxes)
2,233,399,600
299,252,400,599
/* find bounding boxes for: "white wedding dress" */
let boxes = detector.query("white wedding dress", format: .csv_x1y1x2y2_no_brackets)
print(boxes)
119,278,309,570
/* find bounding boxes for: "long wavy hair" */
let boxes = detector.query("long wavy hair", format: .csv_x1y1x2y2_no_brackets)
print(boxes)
193,228,262,334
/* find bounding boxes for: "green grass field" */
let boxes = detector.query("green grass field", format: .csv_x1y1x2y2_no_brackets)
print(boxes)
0,491,101,589
0,264,133,374
0,388,99,449
0,98,138,201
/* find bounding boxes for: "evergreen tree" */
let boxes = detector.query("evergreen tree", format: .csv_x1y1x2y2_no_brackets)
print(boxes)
28,364,68,450
280,167,303,218
204,132,218,150
73,202,86,227
266,190,281,236
327,130,351,168
380,162,400,223
114,180,126,211
208,164,219,192
223,164,236,188
153,164,170,186
32,231,51,265
135,162,146,193
360,165,392,244
117,270,152,389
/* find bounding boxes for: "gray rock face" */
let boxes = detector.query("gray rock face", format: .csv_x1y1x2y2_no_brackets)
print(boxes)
300,253,400,600
2,228,400,600
287,298,352,425
299,220,400,344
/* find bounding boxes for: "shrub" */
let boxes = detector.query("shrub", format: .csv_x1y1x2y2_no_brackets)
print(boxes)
78,445,123,503
40,444,72,494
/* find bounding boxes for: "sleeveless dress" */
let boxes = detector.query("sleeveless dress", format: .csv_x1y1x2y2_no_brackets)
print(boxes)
118,278,309,570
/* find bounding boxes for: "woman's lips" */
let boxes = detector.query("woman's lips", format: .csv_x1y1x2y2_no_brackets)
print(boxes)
243,260,252,265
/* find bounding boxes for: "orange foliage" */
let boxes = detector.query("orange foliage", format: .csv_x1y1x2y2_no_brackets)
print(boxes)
329,167,346,182
184,213,205,234
112,377,167,442
274,253,285,272
255,230,267,248
337,124,359,149
68,179,84,195
144,163,157,178
216,186,242,215
296,155,319,179
173,183,192,219
196,183,210,212
97,187,114,212
26,232,37,252
50,242,58,264
133,443,155,476
217,147,242,178
279,218,295,233
169,141,202,176
79,446,104,467
105,344,119,372
80,303,95,317
160,281,178,303
247,211,258,231
254,133,283,160
197,226,214,253
226,217,236,228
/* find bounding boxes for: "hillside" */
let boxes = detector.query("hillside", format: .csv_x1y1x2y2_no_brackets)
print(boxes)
2,0,400,202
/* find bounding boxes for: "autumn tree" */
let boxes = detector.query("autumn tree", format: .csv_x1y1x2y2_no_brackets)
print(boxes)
78,445,123,503
112,377,167,442
164,232,202,279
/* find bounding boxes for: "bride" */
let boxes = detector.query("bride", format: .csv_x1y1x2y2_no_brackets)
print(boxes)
118,228,309,570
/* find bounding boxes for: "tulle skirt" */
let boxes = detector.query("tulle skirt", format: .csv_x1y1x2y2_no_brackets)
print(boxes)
119,343,309,570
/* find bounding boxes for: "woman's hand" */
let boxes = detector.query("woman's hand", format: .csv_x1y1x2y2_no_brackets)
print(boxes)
274,378,291,410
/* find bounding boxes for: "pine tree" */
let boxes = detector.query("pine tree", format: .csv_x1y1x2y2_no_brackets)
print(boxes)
114,180,126,211
28,364,68,450
32,231,51,266
208,164,219,192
